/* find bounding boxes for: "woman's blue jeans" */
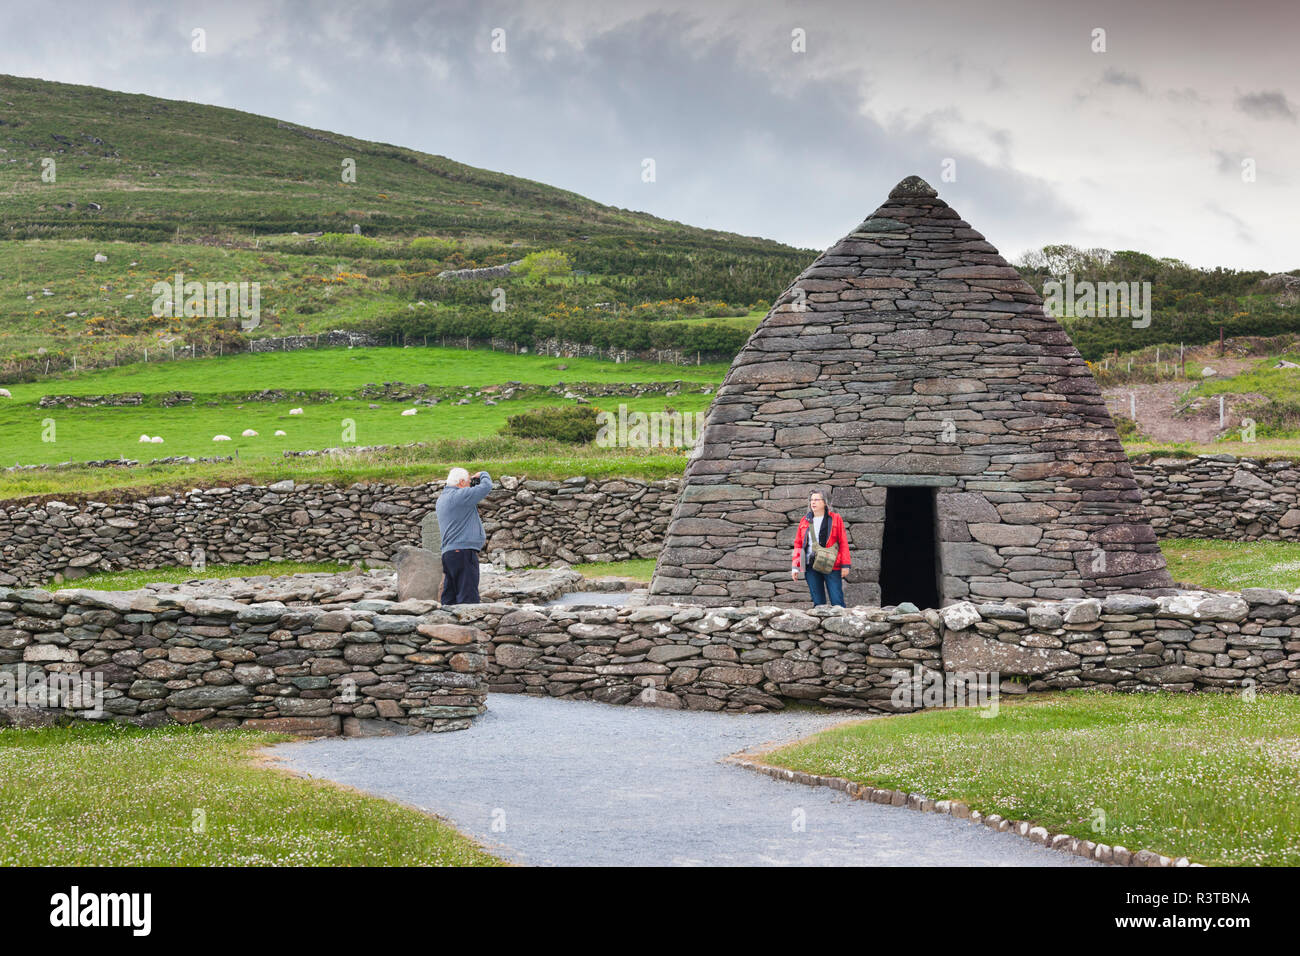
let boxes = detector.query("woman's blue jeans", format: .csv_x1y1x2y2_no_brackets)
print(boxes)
806,567,845,607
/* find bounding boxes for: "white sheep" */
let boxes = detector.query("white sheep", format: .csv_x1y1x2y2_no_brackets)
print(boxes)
242,429,258,437
139,434,151,442
0,388,12,398
151,436,164,443
401,408,417,417
274,429,287,436
289,407,304,415
213,434,232,442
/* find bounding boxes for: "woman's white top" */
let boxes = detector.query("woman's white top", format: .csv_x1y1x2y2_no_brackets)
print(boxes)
805,515,825,564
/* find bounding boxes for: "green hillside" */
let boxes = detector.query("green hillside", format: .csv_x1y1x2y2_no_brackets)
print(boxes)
0,73,763,244
0,74,809,378
1015,245,1300,361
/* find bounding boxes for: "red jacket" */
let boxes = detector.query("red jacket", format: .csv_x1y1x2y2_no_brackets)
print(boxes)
792,511,851,572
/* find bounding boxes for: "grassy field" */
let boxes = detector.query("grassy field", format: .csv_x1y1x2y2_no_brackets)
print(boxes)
0,345,720,480
1160,539,1300,591
30,542,1299,594
763,690,1300,866
1126,439,1300,457
41,556,655,591
0,436,691,500
1,344,726,400
573,558,657,581
0,238,409,359
46,560,355,591
0,722,500,866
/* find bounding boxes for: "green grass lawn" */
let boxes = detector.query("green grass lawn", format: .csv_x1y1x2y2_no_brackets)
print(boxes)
0,435,691,500
1187,352,1300,403
763,690,1300,866
49,556,650,592
0,345,718,485
575,558,657,581
1126,439,1300,457
34,542,1300,593
0,389,711,467
46,560,355,591
1160,539,1300,591
0,722,501,866
1,344,726,401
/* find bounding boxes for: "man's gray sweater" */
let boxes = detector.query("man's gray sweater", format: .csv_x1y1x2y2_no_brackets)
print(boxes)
434,473,492,552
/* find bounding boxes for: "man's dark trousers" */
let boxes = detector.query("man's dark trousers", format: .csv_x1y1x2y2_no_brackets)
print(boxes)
440,548,481,604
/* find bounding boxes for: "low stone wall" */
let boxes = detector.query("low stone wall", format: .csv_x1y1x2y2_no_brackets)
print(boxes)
938,589,1298,693
1130,454,1300,542
5,454,1300,590
464,601,943,712
458,589,1300,711
4,585,1298,730
436,261,522,280
0,477,677,588
0,586,487,735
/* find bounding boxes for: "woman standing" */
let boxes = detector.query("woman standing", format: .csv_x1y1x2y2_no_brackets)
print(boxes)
791,490,852,607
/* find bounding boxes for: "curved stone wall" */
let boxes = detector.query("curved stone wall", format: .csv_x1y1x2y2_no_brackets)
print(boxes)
458,589,1299,709
5,585,1297,732
0,586,486,735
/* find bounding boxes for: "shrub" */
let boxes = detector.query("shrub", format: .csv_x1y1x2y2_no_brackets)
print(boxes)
408,237,458,259
502,405,599,443
315,232,386,258
513,249,572,278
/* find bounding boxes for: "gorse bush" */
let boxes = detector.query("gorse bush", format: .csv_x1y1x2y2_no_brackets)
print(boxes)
407,237,459,259
513,249,572,278
317,233,384,257
502,405,600,443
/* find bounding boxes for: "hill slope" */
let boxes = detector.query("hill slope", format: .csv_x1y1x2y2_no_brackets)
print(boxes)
0,75,812,374
0,73,780,248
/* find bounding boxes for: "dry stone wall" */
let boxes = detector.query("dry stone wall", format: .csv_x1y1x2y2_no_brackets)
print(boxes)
1131,454,1300,542
469,600,943,711
3,456,1300,590
4,584,1297,730
0,477,676,588
0,586,487,735
463,589,1299,710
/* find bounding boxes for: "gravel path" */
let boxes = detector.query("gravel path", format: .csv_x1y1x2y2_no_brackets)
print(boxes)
271,694,1097,867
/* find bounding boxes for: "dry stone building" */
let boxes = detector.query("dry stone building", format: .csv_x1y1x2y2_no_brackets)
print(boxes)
649,175,1173,608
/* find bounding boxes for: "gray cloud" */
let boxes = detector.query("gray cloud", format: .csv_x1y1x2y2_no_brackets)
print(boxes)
0,0,1296,270
1101,69,1146,93
1235,89,1297,121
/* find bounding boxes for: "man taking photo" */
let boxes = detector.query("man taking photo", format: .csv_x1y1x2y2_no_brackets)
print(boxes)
435,466,493,605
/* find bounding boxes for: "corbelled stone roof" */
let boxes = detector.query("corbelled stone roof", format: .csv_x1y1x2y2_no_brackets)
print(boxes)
650,175,1172,607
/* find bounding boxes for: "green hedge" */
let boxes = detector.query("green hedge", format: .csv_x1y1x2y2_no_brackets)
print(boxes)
502,406,600,443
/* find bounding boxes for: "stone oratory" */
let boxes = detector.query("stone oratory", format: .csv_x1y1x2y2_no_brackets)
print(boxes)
649,175,1173,608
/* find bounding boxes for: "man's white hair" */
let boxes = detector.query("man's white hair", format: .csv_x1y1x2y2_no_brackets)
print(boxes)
446,467,470,487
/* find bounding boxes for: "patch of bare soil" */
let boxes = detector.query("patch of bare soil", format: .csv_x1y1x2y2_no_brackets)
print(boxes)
1102,380,1267,444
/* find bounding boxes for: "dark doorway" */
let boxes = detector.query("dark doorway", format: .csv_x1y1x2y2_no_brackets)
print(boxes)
879,487,941,608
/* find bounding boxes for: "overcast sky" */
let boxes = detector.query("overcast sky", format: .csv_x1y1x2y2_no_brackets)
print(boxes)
4,0,1298,269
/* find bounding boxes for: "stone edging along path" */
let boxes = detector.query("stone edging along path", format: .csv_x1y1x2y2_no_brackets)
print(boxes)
725,749,1204,868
